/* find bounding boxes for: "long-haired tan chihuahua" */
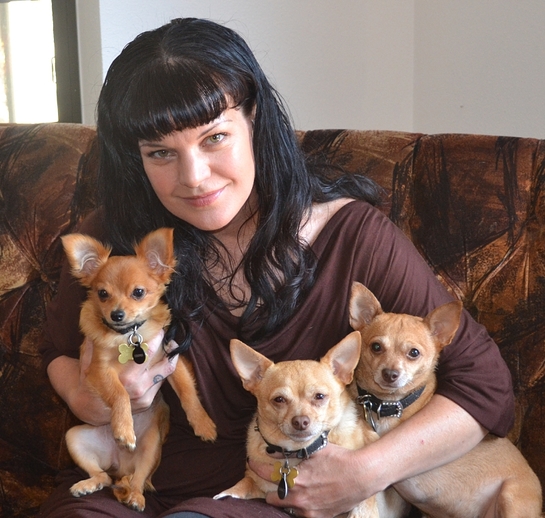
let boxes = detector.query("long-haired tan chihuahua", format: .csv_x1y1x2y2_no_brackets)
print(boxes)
349,281,542,518
214,332,409,518
61,228,216,511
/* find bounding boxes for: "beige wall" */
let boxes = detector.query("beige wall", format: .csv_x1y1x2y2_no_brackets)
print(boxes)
77,0,545,138
414,0,545,138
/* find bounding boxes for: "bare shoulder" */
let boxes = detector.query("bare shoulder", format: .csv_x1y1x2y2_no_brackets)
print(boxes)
300,198,355,246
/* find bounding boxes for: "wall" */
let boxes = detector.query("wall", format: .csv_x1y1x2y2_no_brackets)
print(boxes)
414,0,545,138
76,0,413,131
76,0,545,138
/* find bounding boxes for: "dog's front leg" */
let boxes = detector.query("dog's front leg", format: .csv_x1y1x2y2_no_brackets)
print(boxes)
168,356,217,441
213,472,270,500
87,364,136,451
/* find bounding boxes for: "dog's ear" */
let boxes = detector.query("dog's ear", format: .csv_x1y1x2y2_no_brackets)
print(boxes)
425,300,463,349
230,339,274,393
135,228,177,283
322,331,362,386
349,282,383,330
61,233,111,286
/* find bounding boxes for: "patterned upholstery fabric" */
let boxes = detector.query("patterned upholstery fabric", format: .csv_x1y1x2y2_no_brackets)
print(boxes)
0,123,544,516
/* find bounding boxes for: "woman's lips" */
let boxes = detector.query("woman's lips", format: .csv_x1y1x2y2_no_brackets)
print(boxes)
184,188,224,208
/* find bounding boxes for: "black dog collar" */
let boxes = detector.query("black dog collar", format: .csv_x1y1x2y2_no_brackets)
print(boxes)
103,319,145,335
356,385,426,419
254,420,329,459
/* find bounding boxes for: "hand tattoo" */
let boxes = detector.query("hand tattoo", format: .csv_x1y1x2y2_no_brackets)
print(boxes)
153,374,164,385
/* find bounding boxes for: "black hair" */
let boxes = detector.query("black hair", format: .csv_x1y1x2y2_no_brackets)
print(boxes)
96,18,381,351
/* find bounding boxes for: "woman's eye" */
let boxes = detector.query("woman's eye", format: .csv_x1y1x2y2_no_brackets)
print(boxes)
207,133,226,144
149,149,170,159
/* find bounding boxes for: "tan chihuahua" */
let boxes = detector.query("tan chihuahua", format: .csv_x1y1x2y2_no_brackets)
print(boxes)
61,228,216,511
215,332,408,518
349,281,542,518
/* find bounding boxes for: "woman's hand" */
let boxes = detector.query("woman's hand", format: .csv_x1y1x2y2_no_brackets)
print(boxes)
47,331,179,426
249,444,375,518
79,330,179,413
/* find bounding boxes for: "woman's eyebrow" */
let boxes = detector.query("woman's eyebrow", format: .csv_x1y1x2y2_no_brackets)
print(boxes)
197,117,233,138
138,140,162,148
138,116,235,147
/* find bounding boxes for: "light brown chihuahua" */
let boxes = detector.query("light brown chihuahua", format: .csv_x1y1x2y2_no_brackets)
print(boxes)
349,281,542,518
215,332,408,517
61,228,216,511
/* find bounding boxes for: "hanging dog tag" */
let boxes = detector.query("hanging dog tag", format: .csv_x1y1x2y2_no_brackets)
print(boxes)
118,341,149,364
118,343,133,364
278,471,288,500
118,327,149,364
271,460,298,500
132,344,147,364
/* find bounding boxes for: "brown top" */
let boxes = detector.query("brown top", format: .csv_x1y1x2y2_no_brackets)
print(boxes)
40,200,514,516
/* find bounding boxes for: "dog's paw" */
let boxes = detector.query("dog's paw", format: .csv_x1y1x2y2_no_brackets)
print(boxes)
113,476,146,512
213,478,267,500
213,491,240,500
70,474,111,497
115,436,137,451
113,429,137,451
193,416,217,442
115,489,146,512
111,416,137,451
115,490,146,512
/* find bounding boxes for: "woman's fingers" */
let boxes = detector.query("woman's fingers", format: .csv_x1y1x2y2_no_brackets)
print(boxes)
80,330,181,412
141,338,180,392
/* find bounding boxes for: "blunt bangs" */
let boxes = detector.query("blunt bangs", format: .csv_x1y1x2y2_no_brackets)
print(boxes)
117,58,253,144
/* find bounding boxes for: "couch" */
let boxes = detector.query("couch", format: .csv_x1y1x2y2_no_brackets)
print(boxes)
0,123,544,516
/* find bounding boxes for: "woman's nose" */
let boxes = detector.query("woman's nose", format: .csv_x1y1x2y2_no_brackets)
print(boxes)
177,151,211,188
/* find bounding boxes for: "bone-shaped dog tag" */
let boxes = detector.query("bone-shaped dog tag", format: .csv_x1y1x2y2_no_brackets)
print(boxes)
118,342,149,364
118,343,133,364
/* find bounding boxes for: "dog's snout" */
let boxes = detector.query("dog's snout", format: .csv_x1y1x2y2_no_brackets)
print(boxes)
110,309,125,322
382,369,399,383
291,415,310,431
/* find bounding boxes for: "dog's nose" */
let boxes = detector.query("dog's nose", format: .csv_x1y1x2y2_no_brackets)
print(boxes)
382,369,399,383
292,415,310,431
110,309,125,322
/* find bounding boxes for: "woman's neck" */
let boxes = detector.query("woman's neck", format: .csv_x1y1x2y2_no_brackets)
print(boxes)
208,198,354,317
207,200,258,316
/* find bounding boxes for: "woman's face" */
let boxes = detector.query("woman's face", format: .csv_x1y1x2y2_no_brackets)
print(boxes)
139,106,256,238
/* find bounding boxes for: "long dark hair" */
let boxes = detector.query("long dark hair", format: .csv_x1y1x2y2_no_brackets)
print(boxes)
96,18,381,350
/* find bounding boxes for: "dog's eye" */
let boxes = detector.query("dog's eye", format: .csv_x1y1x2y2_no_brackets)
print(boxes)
273,396,286,404
370,342,382,353
314,393,326,400
97,289,109,301
132,288,146,300
408,348,420,359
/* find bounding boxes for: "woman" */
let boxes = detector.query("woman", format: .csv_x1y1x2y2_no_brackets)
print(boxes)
39,18,514,518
